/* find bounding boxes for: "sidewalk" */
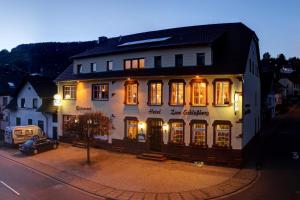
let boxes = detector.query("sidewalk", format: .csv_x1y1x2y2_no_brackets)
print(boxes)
0,144,258,200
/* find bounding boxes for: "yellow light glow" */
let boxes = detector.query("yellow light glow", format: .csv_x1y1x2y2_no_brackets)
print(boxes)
163,123,169,133
138,121,146,130
53,94,62,106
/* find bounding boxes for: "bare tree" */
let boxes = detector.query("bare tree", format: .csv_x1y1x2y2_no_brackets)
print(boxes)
65,112,112,164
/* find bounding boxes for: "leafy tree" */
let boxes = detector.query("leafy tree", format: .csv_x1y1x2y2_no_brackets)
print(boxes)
64,112,112,164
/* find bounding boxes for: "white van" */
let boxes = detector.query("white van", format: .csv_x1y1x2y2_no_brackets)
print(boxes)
4,125,46,145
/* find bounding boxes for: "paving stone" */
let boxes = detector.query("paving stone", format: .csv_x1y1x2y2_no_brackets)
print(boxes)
169,193,182,200
118,191,134,200
130,192,145,200
106,189,124,198
144,193,157,200
96,187,114,196
180,192,196,200
201,187,224,199
157,193,169,200
190,190,207,199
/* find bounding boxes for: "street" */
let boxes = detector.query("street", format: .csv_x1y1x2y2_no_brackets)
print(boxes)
0,156,102,200
224,104,300,200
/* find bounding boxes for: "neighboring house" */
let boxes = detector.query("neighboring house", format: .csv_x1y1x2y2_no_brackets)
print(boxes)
55,22,261,166
0,81,16,131
279,76,300,97
6,75,58,139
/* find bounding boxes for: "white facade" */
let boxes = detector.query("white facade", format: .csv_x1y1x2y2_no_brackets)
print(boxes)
57,39,261,151
8,82,58,139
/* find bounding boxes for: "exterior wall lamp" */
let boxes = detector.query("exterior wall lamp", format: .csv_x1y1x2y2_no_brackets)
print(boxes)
163,123,169,134
53,94,62,106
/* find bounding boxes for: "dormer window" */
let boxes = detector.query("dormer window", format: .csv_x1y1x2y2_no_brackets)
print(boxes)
196,53,205,66
124,58,145,70
77,64,82,74
175,54,183,67
90,63,97,72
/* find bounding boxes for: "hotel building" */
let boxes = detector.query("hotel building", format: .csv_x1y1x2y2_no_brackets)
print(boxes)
55,23,261,166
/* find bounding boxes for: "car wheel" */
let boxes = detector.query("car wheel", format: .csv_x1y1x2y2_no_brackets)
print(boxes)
33,149,38,155
53,144,58,149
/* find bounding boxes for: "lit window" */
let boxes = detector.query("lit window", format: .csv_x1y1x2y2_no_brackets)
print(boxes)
92,84,109,100
213,121,231,148
90,63,97,72
125,118,138,140
170,80,185,105
107,61,113,71
63,85,76,99
190,121,207,146
148,81,162,105
125,81,138,105
191,80,207,106
169,120,184,144
214,80,231,105
124,58,145,69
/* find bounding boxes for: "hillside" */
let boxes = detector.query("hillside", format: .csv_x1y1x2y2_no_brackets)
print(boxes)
0,41,98,78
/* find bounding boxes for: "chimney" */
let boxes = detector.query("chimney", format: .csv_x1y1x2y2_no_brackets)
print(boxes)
98,36,107,44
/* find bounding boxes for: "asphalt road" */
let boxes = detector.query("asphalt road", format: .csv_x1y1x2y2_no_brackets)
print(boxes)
0,156,103,200
225,104,300,200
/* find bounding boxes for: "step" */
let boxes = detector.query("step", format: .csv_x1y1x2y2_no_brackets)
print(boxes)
137,152,167,161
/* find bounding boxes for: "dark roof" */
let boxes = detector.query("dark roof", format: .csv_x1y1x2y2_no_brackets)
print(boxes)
56,22,259,82
0,71,23,96
12,75,57,98
37,97,57,113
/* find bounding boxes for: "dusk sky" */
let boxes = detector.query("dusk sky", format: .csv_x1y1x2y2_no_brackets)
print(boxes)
0,0,299,58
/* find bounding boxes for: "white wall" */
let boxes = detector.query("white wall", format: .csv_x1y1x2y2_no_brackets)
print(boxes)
73,46,212,73
8,82,57,138
0,95,12,130
58,74,243,150
242,39,261,147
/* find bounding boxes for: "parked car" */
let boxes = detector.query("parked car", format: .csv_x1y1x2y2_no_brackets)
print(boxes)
19,138,59,155
4,125,46,145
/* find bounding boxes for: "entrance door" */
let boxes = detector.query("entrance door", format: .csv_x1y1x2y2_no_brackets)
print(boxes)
147,119,163,152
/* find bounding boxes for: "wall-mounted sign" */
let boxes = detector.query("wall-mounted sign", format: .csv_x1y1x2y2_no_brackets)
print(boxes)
76,106,91,111
171,109,209,116
149,109,161,114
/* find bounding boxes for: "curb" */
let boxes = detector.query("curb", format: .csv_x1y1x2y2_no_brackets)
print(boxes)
0,149,258,200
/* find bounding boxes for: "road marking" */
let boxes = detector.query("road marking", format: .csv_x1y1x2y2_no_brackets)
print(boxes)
0,180,20,196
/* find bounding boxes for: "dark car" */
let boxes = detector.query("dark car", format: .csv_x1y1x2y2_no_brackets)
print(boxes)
19,138,59,155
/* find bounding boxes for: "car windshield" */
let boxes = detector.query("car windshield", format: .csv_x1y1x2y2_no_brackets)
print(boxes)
23,140,34,147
